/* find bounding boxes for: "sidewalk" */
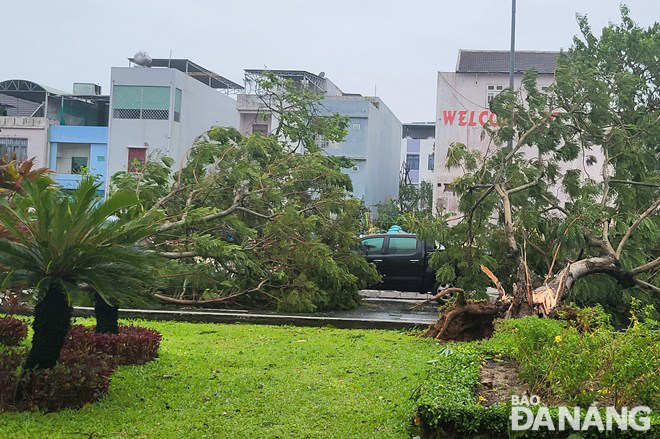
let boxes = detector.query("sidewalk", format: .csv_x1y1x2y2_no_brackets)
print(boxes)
69,295,439,330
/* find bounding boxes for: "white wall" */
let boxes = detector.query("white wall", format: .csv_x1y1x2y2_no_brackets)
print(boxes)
365,97,402,208
108,67,239,177
433,71,597,214
0,117,49,167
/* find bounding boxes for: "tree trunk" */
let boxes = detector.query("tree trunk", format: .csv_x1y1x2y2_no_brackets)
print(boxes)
424,255,634,341
505,260,537,318
94,292,119,334
24,283,72,369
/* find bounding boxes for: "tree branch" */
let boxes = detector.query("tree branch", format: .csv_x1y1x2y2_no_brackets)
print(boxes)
152,251,197,259
630,257,660,276
152,279,269,305
609,179,660,188
495,184,517,253
633,279,660,295
615,195,660,257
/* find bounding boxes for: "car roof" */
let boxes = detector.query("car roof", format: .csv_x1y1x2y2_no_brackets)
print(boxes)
361,233,417,239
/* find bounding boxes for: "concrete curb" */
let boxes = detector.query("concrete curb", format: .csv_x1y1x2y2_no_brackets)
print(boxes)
70,306,435,330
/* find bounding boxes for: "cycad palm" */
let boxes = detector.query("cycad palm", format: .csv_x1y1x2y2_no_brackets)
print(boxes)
0,177,155,369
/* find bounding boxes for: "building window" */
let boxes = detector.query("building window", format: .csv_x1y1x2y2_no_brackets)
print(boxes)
486,85,505,105
427,153,434,171
56,143,90,174
0,137,28,162
406,154,419,171
316,134,341,149
352,123,361,131
174,88,182,122
252,124,268,135
127,147,146,172
113,86,170,120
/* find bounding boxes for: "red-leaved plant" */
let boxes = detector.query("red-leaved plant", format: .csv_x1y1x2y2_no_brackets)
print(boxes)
0,317,28,346
0,347,115,412
65,325,161,365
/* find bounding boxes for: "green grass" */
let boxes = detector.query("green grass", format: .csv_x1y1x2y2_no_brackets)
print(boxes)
0,318,439,439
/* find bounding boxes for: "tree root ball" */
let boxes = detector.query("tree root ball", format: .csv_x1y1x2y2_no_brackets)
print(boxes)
423,299,508,342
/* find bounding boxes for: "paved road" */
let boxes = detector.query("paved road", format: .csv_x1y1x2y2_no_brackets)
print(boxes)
70,292,440,330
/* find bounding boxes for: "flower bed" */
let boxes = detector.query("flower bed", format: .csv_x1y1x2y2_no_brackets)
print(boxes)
64,324,161,365
0,316,28,346
0,347,115,412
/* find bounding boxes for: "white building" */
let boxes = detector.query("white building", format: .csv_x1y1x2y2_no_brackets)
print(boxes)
237,70,402,213
108,58,241,176
433,50,559,213
400,122,435,186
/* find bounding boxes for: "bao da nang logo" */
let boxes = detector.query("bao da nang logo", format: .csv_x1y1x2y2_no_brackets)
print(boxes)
510,395,651,432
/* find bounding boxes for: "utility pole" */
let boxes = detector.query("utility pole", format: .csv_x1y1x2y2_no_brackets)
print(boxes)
509,0,516,92
508,0,517,150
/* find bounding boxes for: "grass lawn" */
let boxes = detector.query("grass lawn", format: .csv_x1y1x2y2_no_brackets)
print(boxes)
1,318,439,439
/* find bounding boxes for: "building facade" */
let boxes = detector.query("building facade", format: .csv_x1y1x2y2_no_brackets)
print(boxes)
433,50,558,213
107,58,242,177
237,70,402,212
400,122,435,186
0,79,109,193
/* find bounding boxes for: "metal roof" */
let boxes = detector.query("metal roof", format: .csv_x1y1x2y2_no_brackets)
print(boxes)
129,58,244,90
456,50,558,74
244,69,327,94
0,79,70,102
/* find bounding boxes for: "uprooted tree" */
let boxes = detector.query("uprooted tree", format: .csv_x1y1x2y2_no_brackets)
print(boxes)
413,8,659,340
110,73,379,315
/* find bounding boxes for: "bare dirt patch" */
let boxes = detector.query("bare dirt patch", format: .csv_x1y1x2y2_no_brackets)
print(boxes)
478,359,527,406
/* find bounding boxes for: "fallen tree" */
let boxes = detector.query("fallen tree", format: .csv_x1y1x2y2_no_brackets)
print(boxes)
417,8,659,339
107,73,379,321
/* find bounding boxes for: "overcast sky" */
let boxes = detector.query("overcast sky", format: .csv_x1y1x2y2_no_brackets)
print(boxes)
2,1,658,122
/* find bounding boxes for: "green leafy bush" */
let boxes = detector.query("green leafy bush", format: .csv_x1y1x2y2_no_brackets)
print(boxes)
491,306,659,408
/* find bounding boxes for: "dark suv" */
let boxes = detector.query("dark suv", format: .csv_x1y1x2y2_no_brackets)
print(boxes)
359,233,440,294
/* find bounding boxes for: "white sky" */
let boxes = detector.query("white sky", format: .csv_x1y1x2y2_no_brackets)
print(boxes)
2,1,658,122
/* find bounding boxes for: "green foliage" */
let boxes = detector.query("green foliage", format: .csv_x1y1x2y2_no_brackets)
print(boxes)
373,181,433,232
0,318,439,438
420,8,660,314
111,76,378,312
249,71,349,153
0,177,157,307
415,314,660,438
491,307,660,408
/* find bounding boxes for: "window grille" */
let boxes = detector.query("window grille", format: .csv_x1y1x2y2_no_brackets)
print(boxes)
0,137,28,162
113,86,170,120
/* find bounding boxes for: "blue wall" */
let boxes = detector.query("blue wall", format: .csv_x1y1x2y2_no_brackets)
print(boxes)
49,126,108,194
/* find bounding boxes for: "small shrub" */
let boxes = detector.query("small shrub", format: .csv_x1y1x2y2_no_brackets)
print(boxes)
65,325,161,365
0,347,115,412
0,317,29,346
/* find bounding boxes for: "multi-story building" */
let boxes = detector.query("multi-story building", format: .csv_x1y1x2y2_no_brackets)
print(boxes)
107,58,242,177
0,79,110,194
433,50,560,213
237,70,402,212
400,122,435,186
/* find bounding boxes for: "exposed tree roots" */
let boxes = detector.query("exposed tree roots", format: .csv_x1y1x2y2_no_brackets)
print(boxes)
423,291,509,342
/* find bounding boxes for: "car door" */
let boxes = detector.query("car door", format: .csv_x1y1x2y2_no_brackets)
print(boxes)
360,236,387,287
381,236,424,291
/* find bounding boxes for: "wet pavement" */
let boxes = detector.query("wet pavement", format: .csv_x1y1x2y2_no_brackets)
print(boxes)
70,291,441,330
